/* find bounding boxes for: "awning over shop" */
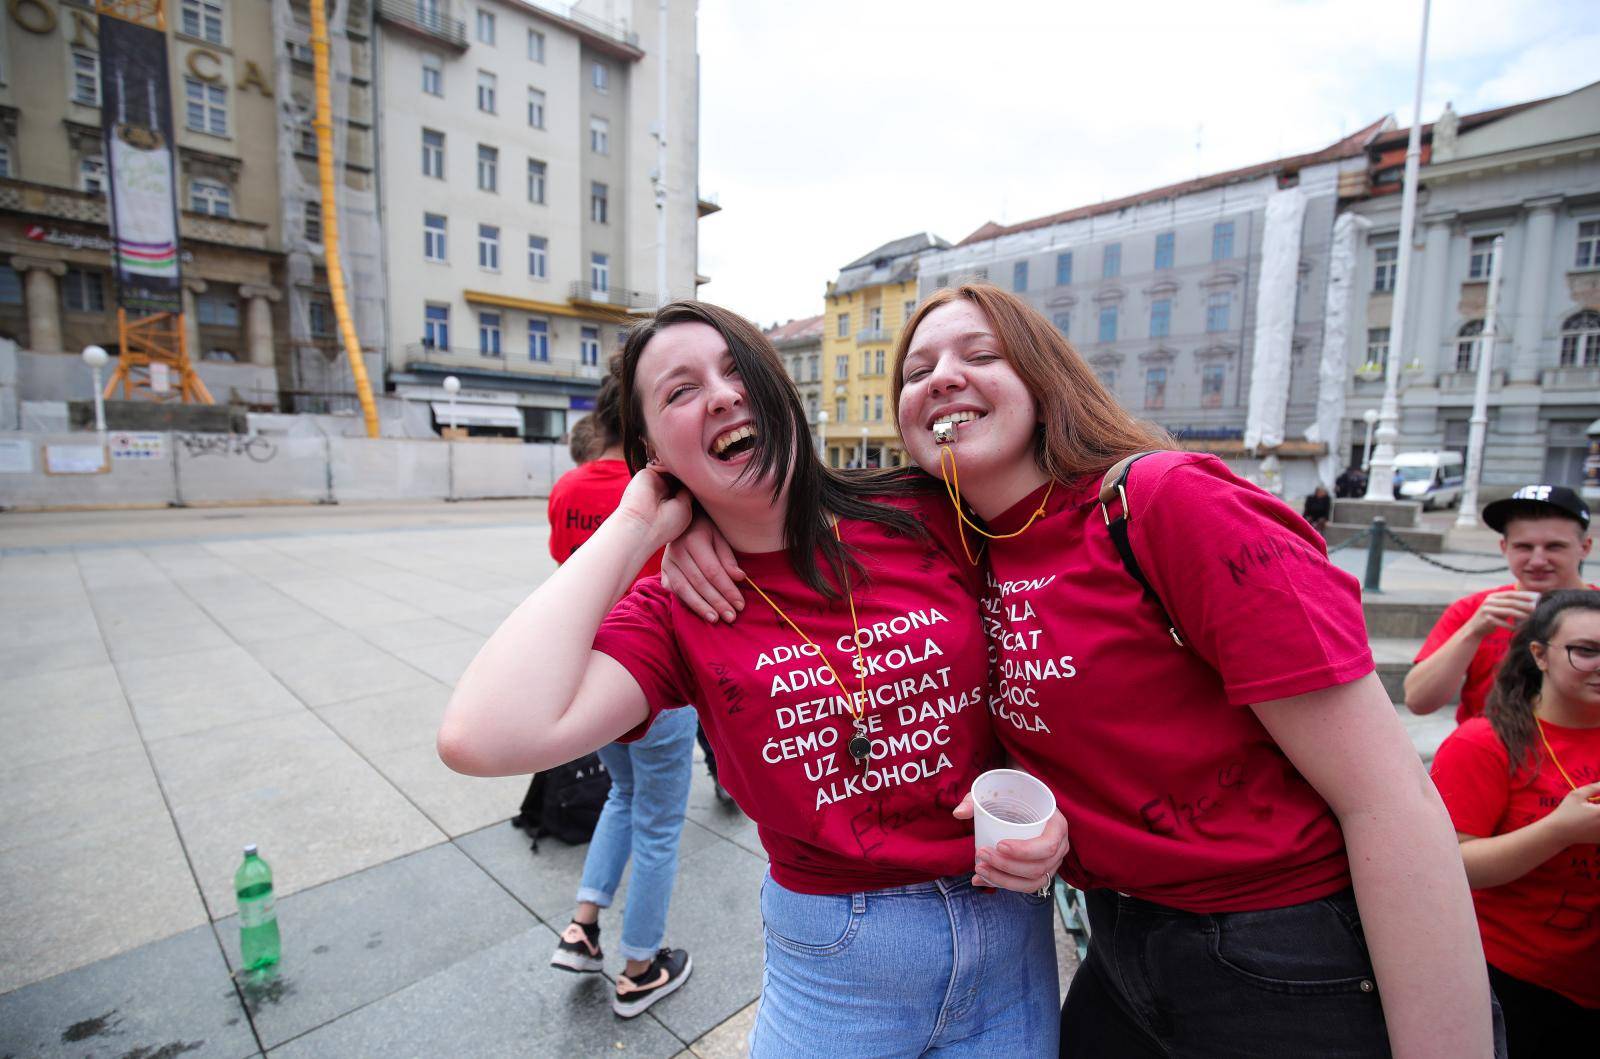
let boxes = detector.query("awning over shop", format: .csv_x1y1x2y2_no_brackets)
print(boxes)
429,401,524,430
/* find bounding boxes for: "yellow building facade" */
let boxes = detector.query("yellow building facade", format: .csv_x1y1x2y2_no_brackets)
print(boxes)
820,233,947,468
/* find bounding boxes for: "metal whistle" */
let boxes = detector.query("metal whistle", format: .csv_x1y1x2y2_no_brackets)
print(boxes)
933,421,956,445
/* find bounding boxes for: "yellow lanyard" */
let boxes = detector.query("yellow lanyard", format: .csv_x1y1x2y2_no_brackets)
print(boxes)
1536,717,1593,796
936,443,1055,566
743,517,874,766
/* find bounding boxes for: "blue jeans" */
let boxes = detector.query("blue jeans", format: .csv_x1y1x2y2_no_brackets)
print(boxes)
750,873,1059,1058
575,707,698,963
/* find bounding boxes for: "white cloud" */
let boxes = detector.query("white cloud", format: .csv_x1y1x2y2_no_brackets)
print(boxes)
693,0,1594,326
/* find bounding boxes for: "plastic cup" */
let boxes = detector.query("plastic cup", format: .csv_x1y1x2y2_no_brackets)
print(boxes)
971,768,1056,853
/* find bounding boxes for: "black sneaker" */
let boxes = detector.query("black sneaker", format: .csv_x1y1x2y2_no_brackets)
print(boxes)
612,947,692,1018
550,920,603,974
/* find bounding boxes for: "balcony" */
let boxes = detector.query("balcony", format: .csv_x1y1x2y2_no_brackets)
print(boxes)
1542,366,1600,389
1438,370,1506,392
568,281,656,313
405,343,603,383
375,0,468,51
855,328,889,343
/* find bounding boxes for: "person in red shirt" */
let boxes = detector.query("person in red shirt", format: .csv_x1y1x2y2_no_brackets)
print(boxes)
1430,589,1600,1053
547,376,662,577
439,302,1068,1056
1406,487,1594,723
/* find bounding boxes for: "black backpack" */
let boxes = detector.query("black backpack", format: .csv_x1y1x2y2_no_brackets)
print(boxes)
511,753,611,851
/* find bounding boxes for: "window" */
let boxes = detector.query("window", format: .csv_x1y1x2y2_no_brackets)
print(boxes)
904,299,916,322
592,62,609,92
1456,319,1484,372
1013,260,1028,292
1559,311,1600,367
188,179,231,217
580,326,601,366
424,305,449,348
861,395,870,422
184,76,227,135
528,28,545,62
528,318,550,361
1154,232,1175,270
1206,292,1231,333
421,54,442,96
590,117,609,155
478,223,500,271
196,290,239,327
1576,220,1600,269
861,350,872,372
838,313,849,338
1468,235,1499,280
808,355,819,382
1097,368,1116,391
1056,252,1073,286
1097,306,1118,343
1201,364,1225,409
424,213,447,261
875,350,885,374
527,235,547,278
476,144,498,192
308,300,332,337
1143,367,1167,410
0,144,10,179
1211,221,1234,261
421,129,444,178
1373,244,1398,292
1149,299,1171,338
476,8,495,44
299,123,317,156
1102,243,1121,279
62,268,105,312
181,0,224,43
835,354,848,380
0,265,20,305
873,395,884,421
80,156,106,194
835,397,846,422
1052,311,1070,336
527,159,547,204
590,253,609,292
303,201,322,242
477,70,497,113
528,88,545,128
1365,327,1391,371
72,49,100,106
591,181,608,223
478,311,502,357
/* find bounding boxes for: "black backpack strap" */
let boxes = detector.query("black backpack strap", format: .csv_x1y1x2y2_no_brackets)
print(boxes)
1097,451,1185,648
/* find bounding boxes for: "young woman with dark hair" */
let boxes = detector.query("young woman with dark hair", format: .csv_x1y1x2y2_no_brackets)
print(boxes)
440,301,1066,1056
665,284,1499,1056
1431,589,1600,1055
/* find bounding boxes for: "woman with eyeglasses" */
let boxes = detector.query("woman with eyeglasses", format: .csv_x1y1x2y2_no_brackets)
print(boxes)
1431,589,1600,1054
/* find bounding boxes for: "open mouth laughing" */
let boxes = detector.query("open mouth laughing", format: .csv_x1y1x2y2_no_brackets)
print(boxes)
711,423,758,461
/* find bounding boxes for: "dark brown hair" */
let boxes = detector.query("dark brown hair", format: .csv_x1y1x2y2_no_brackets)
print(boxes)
1487,589,1600,775
616,300,929,597
892,284,1171,481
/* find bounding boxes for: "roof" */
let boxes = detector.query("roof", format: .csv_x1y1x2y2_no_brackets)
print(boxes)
1367,97,1547,152
841,232,951,271
956,118,1392,247
764,314,824,346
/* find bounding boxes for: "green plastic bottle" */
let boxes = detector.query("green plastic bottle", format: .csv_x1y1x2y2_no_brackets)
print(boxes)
235,844,281,971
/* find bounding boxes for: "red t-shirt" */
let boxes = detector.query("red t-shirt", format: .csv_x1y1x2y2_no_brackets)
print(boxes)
593,492,1002,895
547,459,662,577
983,452,1372,913
1414,585,1598,725
1430,718,1600,1009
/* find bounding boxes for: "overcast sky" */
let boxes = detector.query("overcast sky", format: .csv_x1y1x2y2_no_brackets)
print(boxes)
691,0,1597,327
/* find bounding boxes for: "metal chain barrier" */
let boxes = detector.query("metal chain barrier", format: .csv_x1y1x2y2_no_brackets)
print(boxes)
1380,523,1506,574
1324,531,1368,555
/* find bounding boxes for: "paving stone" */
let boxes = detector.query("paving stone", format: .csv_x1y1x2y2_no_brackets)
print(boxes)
349,617,483,653
105,619,237,663
0,924,257,1059
0,606,101,651
684,767,765,862
366,740,528,837
0,742,166,855
270,578,430,628
347,570,500,618
314,682,454,758
265,924,685,1059
246,629,435,707
395,637,482,685
0,811,208,995
214,842,533,1049
116,646,307,742
0,661,125,708
210,608,346,647
5,694,142,771
0,633,109,679
689,1000,757,1059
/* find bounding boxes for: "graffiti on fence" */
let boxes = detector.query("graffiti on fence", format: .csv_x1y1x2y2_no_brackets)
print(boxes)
176,434,278,463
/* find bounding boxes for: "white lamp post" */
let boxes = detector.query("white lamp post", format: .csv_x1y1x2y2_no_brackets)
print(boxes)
1361,407,1379,471
1457,234,1504,528
81,345,108,443
859,426,869,469
816,409,829,461
442,375,461,436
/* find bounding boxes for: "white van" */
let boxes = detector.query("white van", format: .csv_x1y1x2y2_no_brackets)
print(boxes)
1394,450,1466,509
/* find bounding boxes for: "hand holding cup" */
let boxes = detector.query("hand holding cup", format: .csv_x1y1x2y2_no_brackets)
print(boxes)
954,769,1069,894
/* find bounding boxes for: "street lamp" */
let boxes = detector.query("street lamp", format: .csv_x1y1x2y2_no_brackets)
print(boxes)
816,409,829,461
860,426,869,469
81,345,108,443
442,375,461,437
1361,407,1379,471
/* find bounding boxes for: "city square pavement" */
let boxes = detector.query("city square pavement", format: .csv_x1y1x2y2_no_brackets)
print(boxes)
0,499,1505,1057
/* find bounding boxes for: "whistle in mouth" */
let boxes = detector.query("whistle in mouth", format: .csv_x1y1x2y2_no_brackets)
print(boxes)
933,422,955,445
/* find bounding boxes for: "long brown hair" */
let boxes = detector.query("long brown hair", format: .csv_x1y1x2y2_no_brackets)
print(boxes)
891,284,1171,481
1487,589,1600,776
617,300,929,598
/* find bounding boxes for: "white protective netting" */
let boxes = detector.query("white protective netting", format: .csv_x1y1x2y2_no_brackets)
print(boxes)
1243,186,1307,453
1304,212,1369,488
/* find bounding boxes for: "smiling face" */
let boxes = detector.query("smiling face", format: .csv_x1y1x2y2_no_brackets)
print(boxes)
1532,608,1600,714
897,300,1046,517
1502,515,1592,592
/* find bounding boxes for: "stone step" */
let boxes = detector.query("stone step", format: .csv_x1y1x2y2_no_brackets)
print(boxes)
1328,521,1448,553
1399,707,1457,764
1332,498,1423,529
1372,636,1424,702
1363,594,1451,637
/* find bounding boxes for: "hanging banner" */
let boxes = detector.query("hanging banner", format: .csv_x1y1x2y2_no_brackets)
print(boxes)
98,12,183,314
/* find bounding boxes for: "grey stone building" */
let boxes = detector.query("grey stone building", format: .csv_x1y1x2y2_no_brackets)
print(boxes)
767,313,822,424
1342,80,1600,489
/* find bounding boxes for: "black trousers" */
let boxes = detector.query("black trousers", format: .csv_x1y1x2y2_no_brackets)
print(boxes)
1488,964,1598,1058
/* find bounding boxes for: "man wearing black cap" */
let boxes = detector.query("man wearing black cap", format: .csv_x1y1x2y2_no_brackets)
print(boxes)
1404,485,1594,723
